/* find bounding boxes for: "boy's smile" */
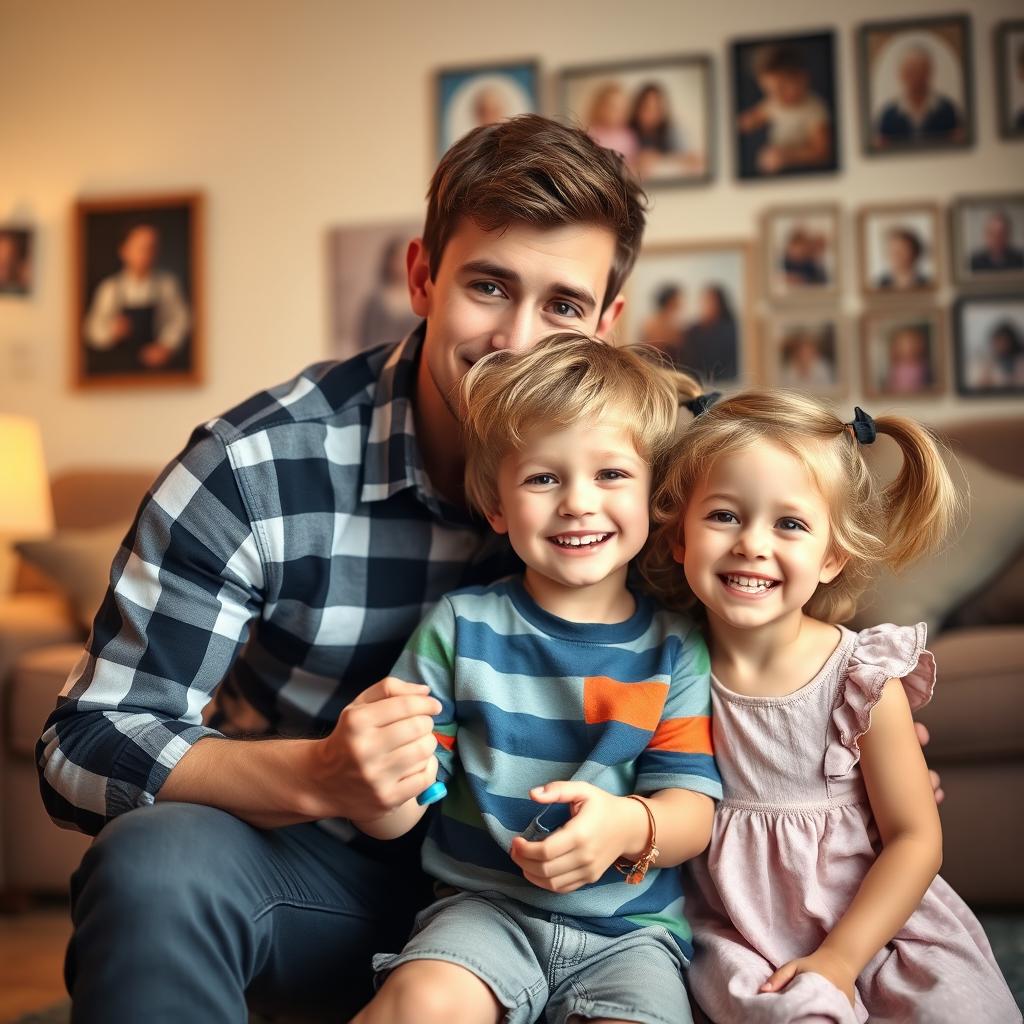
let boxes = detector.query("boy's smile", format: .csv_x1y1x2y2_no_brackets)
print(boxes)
486,420,650,622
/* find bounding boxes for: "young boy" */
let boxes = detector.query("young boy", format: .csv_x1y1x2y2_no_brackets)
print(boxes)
351,334,723,1024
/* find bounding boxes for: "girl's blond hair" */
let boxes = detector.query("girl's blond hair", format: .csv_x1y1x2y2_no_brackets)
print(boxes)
460,333,702,517
641,388,961,623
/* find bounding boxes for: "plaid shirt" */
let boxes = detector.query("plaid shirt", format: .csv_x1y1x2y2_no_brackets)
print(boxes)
37,324,519,836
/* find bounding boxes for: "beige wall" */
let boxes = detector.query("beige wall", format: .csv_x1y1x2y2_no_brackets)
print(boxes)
1,0,1022,476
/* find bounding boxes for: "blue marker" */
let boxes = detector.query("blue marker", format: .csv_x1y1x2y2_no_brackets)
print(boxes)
417,781,447,805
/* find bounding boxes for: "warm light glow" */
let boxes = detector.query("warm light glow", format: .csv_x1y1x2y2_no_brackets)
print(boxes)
0,415,54,537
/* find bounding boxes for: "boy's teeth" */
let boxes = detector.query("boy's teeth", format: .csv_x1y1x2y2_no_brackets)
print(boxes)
554,533,609,547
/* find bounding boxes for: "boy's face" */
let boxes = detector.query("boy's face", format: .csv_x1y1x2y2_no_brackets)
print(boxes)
760,70,808,106
409,219,624,420
487,419,651,598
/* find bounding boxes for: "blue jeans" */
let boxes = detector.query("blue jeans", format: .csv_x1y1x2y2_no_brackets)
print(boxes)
65,802,433,1023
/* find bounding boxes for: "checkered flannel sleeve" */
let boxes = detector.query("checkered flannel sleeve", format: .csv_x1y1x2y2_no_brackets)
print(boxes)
36,423,264,835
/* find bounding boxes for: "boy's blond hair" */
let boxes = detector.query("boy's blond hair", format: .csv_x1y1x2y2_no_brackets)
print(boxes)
460,333,701,517
642,388,961,623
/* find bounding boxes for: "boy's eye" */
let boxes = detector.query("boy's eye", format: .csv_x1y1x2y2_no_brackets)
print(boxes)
524,474,557,486
708,510,738,524
777,517,808,532
548,300,582,319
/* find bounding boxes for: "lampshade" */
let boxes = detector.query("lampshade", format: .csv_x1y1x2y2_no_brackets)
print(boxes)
0,415,54,537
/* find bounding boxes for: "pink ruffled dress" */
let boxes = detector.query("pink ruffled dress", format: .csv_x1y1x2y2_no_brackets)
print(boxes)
687,623,1020,1024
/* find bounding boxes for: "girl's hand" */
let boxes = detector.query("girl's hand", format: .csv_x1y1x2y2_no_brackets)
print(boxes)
760,948,857,1007
509,782,648,894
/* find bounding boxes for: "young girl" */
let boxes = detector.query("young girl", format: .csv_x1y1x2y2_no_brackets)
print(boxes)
643,390,1020,1023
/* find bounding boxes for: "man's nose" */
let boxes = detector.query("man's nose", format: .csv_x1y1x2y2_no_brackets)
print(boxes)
490,308,535,353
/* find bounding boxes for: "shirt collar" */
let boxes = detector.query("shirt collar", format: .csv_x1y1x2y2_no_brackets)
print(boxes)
360,322,474,525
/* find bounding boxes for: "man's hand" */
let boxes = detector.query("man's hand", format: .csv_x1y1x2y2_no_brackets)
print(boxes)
309,677,440,822
509,781,648,894
914,721,944,804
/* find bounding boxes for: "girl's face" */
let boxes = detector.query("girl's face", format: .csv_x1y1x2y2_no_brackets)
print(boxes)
675,441,844,633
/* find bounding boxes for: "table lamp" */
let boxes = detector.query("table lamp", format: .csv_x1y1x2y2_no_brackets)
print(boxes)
0,415,54,594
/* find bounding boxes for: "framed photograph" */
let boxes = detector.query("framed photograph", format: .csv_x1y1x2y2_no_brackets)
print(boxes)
72,194,202,389
560,54,713,186
624,241,755,388
762,313,846,399
953,295,1024,396
996,20,1024,140
327,220,422,361
858,15,974,156
858,202,941,297
730,30,839,180
860,308,946,399
436,60,539,157
761,204,840,304
950,193,1024,287
0,226,32,296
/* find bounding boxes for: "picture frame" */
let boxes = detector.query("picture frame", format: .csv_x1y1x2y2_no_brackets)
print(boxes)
72,193,203,390
953,294,1024,396
761,203,841,305
326,219,422,361
859,307,946,400
435,59,539,158
949,193,1024,288
559,53,714,187
761,313,847,399
624,240,756,388
730,30,840,181
857,201,942,298
858,14,974,156
995,20,1024,141
0,225,32,297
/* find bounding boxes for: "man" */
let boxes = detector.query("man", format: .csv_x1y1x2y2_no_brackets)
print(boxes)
969,210,1024,273
874,44,963,147
38,115,938,1023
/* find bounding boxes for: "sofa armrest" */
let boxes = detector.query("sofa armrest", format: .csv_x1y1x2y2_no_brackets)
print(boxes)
0,594,83,686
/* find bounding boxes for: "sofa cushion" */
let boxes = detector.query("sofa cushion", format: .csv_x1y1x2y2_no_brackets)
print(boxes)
7,643,86,757
943,543,1024,630
915,627,1024,761
15,520,131,631
849,450,1024,634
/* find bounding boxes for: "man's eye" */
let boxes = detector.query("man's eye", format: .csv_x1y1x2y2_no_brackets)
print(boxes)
524,474,557,486
549,301,581,318
778,517,808,532
709,511,738,524
473,281,504,298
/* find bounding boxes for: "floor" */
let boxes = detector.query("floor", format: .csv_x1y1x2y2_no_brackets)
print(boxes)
1,905,1021,1023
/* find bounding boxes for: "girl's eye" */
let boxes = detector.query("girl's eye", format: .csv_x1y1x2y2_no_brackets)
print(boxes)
598,469,628,481
548,300,581,319
709,510,738,524
778,517,808,532
524,474,557,486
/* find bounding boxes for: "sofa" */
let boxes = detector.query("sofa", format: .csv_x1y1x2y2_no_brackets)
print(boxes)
1,419,1022,907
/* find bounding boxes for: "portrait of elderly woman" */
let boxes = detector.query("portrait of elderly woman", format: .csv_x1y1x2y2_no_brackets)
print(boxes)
74,194,202,388
859,15,974,155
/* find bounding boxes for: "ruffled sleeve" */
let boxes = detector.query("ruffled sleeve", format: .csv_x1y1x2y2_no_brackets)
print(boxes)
824,623,936,780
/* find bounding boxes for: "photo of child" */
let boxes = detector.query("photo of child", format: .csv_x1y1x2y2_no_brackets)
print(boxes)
732,32,838,180
859,203,940,297
954,296,1024,396
861,310,945,399
763,205,839,303
561,55,713,186
763,316,844,398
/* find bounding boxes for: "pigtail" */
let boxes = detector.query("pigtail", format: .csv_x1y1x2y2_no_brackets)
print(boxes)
873,416,962,573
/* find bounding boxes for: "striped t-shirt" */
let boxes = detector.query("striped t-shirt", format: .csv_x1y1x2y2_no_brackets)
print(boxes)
389,575,722,960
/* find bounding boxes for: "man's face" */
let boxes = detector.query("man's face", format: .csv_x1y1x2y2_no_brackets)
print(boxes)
410,219,622,418
899,51,932,97
985,215,1009,253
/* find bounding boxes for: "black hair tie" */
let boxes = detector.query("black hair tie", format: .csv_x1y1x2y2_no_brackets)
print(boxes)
683,392,721,417
848,406,877,445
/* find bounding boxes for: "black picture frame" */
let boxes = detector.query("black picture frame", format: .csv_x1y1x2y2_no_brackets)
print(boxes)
953,294,1024,397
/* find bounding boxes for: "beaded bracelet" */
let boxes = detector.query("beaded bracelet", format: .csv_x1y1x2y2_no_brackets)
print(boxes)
614,795,660,885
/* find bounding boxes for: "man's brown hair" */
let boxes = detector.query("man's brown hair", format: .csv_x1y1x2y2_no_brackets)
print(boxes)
423,114,647,314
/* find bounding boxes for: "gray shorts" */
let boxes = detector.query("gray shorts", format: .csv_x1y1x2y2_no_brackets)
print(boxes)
372,889,694,1024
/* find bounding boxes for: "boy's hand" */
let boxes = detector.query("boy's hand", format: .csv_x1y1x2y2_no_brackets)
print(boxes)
310,677,440,821
760,948,857,1007
509,782,649,894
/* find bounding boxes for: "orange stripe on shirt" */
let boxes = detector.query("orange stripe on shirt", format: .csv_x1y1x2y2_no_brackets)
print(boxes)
583,676,669,732
648,716,714,756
